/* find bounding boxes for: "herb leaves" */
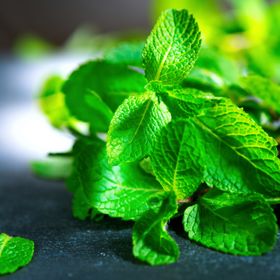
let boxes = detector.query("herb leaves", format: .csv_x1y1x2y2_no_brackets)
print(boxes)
0,234,34,275
36,8,280,267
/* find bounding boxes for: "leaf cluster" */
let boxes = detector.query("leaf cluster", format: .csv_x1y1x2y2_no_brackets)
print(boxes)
34,9,280,266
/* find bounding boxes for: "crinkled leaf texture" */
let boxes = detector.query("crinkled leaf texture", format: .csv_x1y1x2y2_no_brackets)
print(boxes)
183,189,277,255
62,60,147,131
107,92,171,165
0,233,34,275
162,89,280,197
143,9,201,84
151,121,202,199
73,139,165,221
67,149,102,221
133,193,179,266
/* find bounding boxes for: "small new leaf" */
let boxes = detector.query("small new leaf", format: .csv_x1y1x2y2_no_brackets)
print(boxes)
0,233,34,275
183,189,277,255
133,193,179,266
107,92,171,165
143,9,201,84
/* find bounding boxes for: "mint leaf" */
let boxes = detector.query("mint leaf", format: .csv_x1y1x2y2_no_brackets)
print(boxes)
73,140,166,221
183,48,240,96
68,143,103,220
133,193,179,265
39,75,72,128
31,156,73,180
72,187,92,220
163,89,280,197
183,189,277,255
63,60,147,123
143,9,201,84
107,92,171,165
0,233,34,275
240,75,280,115
184,67,225,94
151,121,202,199
72,187,102,221
33,7,280,266
66,161,81,193
105,41,144,67
84,90,113,132
161,88,217,118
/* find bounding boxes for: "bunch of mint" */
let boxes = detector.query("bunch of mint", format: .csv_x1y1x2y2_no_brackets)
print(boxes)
32,9,280,266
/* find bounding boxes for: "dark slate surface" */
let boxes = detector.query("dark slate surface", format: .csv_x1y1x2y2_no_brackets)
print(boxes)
1,56,280,280
0,170,280,280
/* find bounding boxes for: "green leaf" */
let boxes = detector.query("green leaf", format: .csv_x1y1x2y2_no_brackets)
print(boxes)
151,0,222,46
193,47,240,84
74,140,166,221
31,156,73,180
151,121,203,199
107,92,171,165
133,193,179,265
105,41,145,67
66,137,102,193
84,90,113,132
161,88,217,119
39,75,72,128
183,67,224,94
143,9,201,84
240,75,280,115
0,233,34,275
68,141,103,220
72,187,102,221
183,189,277,255
72,187,92,220
183,47,240,95
66,162,81,193
63,60,147,119
162,89,280,197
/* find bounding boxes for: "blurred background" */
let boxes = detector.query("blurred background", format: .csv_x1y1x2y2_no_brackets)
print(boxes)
0,0,150,51
1,0,280,172
0,0,152,173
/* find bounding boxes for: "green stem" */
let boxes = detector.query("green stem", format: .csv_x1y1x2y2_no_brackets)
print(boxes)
265,198,280,205
48,151,73,157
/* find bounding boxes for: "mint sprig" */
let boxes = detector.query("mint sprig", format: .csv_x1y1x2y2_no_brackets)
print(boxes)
34,9,280,266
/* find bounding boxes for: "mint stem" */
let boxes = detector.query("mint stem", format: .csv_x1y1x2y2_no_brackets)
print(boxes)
265,198,280,205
